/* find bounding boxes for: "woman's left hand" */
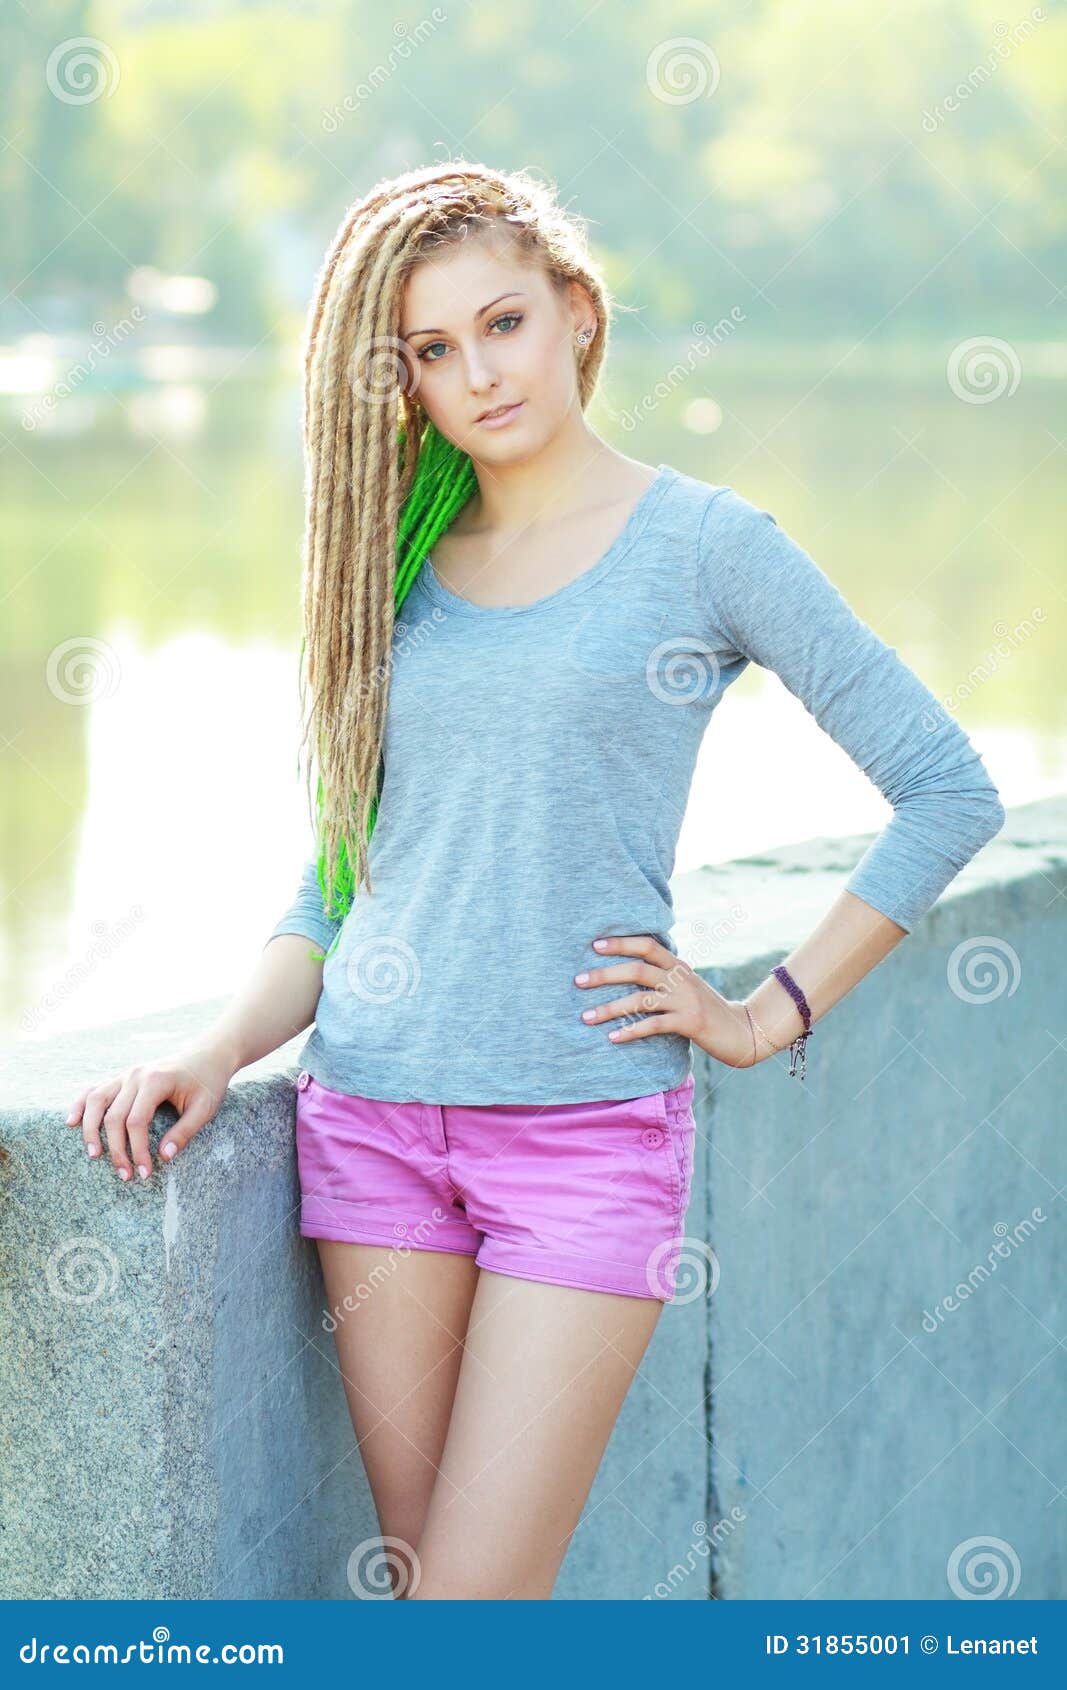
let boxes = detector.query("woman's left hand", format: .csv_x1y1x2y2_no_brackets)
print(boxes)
574,934,754,1068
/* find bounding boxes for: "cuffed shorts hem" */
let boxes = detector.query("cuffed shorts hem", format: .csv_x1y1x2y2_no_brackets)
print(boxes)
295,1071,696,1304
299,1197,479,1256
475,1240,671,1302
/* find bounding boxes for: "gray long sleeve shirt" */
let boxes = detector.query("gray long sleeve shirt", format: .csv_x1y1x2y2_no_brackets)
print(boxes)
267,463,1005,1104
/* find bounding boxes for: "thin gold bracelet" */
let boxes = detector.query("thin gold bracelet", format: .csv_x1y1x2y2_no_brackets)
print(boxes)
744,999,812,1081
742,1003,779,1066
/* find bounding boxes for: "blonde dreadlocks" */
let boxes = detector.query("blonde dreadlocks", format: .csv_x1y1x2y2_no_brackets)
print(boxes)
295,159,613,955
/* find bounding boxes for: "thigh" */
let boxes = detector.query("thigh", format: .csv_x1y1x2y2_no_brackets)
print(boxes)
316,1239,481,1566
408,1268,663,1600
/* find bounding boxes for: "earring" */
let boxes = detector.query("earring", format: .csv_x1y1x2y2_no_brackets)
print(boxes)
576,328,593,345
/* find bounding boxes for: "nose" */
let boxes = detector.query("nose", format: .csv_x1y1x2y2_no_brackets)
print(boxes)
463,342,499,393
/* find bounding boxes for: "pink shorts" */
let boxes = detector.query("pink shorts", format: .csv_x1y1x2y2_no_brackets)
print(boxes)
294,1070,697,1301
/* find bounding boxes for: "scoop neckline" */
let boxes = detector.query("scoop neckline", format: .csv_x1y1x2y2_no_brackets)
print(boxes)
417,462,678,617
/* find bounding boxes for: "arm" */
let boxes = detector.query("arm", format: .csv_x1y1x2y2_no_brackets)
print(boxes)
66,931,332,1177
66,853,347,1176
200,846,349,1069
201,845,349,1067
203,930,328,1073
265,848,345,957
697,487,1006,1065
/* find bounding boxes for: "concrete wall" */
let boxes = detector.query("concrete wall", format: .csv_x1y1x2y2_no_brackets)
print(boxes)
1,797,1061,1600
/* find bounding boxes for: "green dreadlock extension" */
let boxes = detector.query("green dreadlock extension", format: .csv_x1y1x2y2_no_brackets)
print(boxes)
305,419,478,962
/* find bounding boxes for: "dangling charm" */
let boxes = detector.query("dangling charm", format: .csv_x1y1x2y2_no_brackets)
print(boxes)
772,963,813,1082
788,1030,809,1082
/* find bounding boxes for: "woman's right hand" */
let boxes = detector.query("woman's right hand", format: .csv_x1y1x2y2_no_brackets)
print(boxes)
65,1041,240,1180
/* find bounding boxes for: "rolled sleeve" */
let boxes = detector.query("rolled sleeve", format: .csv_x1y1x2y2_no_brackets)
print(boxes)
266,850,345,955
698,487,1006,933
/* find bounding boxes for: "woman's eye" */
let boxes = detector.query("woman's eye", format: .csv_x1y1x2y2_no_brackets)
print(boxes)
416,313,523,363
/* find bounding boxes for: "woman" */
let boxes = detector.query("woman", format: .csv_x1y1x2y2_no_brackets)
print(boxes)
66,161,1005,1600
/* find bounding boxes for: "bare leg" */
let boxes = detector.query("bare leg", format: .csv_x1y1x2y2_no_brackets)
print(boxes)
408,1268,663,1599
315,1240,480,1594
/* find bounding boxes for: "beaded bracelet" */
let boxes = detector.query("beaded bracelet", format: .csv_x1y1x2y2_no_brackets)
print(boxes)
742,963,814,1081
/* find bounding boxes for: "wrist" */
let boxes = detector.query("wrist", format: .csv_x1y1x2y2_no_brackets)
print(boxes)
731,999,775,1066
190,1029,245,1078
743,966,815,1081
719,999,766,1068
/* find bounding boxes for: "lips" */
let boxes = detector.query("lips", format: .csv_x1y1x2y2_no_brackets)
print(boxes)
477,401,521,422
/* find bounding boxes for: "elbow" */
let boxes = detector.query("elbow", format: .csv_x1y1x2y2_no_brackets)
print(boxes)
977,787,1007,848
948,784,1006,859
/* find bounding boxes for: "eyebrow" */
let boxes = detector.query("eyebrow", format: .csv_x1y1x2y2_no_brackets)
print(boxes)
403,292,527,340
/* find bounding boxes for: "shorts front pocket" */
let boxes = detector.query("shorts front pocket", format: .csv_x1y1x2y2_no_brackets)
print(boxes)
654,1079,696,1227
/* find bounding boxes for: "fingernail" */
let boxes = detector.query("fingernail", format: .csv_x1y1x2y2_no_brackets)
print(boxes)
118,1168,130,1181
575,971,589,984
87,1145,99,1159
593,939,608,951
161,1143,176,1160
137,1164,150,1180
582,1009,596,1021
608,1029,622,1039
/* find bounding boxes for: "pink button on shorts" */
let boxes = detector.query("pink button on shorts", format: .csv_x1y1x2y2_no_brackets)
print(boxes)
294,1071,697,1302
